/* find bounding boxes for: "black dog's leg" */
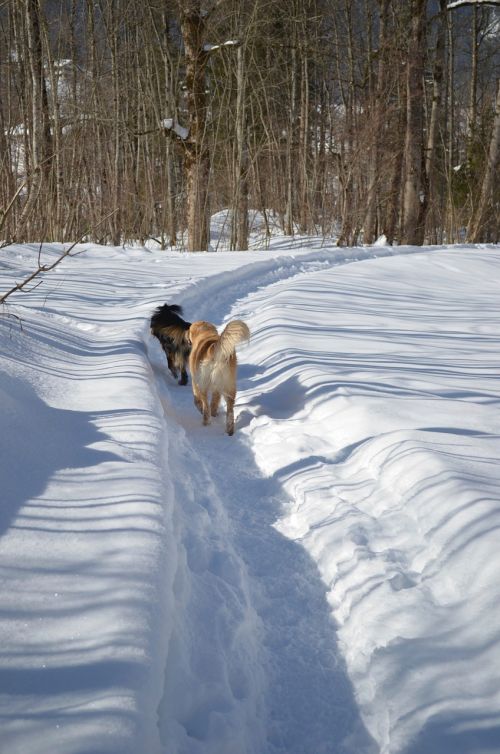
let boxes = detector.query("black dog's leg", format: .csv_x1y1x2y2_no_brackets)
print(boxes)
167,352,179,380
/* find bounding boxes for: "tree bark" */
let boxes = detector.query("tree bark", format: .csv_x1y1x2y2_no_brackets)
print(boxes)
163,8,178,248
17,0,53,239
469,79,500,242
402,0,428,245
364,0,390,244
181,0,210,251
231,44,249,250
425,0,447,242
284,43,298,236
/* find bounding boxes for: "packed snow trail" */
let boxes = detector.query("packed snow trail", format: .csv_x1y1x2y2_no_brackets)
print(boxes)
142,242,394,753
148,340,376,754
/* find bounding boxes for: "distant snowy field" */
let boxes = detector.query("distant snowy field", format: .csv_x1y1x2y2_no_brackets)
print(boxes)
1,238,499,754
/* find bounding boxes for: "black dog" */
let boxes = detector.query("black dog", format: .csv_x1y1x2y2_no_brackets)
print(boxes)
150,304,191,385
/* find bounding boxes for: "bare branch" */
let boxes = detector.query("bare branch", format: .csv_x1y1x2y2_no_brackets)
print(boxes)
0,209,118,307
0,152,57,241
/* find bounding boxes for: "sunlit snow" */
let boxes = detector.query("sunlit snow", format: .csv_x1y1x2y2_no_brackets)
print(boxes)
1,237,499,754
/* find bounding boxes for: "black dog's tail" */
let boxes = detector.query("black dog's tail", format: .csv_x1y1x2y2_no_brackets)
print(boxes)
166,304,183,316
150,303,187,332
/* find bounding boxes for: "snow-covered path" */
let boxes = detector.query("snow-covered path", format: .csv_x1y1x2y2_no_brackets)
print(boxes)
1,241,500,754
149,330,375,754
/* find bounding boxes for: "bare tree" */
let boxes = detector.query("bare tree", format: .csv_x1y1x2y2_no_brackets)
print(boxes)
425,0,447,242
232,43,249,250
16,0,54,238
363,0,390,244
178,0,211,250
468,78,500,241
1,0,498,248
402,0,428,245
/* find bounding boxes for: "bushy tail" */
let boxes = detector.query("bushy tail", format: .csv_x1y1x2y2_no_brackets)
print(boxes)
215,320,250,361
150,303,187,332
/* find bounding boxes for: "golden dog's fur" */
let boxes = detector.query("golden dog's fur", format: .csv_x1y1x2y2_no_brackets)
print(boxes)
188,319,250,435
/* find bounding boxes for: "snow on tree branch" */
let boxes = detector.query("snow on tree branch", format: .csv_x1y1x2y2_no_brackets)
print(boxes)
162,119,190,141
203,40,240,53
447,0,500,8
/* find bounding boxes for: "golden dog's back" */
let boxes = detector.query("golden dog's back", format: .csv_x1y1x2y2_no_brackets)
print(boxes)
188,319,250,435
189,320,250,394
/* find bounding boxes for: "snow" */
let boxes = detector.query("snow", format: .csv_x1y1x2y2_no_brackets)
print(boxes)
162,119,190,141
1,238,500,754
447,0,497,8
203,41,239,52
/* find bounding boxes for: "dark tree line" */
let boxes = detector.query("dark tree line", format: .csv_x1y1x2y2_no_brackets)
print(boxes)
0,0,499,249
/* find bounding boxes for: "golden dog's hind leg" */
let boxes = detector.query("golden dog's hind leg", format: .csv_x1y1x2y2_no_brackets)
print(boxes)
210,391,221,417
201,392,210,425
191,379,203,414
225,394,235,436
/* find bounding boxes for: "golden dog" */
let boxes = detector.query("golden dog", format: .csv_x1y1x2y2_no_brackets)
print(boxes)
188,319,250,435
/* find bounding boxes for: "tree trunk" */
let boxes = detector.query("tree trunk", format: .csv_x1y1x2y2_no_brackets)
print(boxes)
298,53,310,233
231,44,249,250
181,1,210,251
164,15,178,248
338,0,358,246
110,5,122,246
402,0,428,245
469,79,500,243
468,3,478,140
18,0,53,239
425,0,447,243
284,44,298,236
364,0,390,244
445,7,457,242
384,74,406,245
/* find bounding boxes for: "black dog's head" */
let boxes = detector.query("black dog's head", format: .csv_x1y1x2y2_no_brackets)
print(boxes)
151,304,191,385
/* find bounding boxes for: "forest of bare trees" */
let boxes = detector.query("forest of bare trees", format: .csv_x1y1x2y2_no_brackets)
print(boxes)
0,0,499,250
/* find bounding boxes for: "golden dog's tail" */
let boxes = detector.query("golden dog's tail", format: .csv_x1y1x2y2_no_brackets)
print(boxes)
216,320,250,361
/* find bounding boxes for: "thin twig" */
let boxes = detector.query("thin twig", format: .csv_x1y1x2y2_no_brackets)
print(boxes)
0,209,118,307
